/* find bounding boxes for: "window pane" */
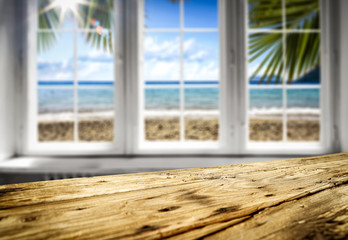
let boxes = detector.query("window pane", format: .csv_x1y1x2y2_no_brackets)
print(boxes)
286,33,320,84
249,33,283,85
287,89,319,109
145,88,180,110
248,0,282,30
38,0,75,29
144,88,180,141
77,33,114,83
144,0,180,29
77,0,114,29
78,89,114,142
184,88,218,110
249,89,283,141
286,89,320,141
38,89,74,141
144,33,180,81
184,0,218,28
184,33,219,81
37,32,74,84
184,88,219,141
286,0,319,29
185,118,218,141
183,32,219,141
145,118,180,141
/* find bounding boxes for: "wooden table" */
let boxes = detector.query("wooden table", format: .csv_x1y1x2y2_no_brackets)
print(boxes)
0,153,347,239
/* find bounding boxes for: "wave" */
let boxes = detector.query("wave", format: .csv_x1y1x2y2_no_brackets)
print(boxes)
38,107,320,122
38,111,114,122
144,110,219,118
249,107,320,120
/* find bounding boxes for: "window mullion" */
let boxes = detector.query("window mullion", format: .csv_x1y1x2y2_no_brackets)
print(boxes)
282,0,287,143
180,0,184,142
73,15,78,143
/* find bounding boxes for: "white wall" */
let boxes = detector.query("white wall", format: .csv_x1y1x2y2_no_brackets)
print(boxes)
0,0,347,159
0,0,16,160
338,0,348,152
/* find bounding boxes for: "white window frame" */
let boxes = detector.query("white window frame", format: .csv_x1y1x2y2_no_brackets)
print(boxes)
22,0,125,155
132,0,233,154
237,0,334,155
19,0,335,156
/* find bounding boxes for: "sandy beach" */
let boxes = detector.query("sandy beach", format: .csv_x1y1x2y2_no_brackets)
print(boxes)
38,117,319,142
249,118,320,141
38,119,114,142
145,118,219,141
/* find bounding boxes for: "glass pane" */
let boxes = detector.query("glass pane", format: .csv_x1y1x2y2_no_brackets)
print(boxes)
286,89,320,141
144,88,180,141
38,89,74,141
287,89,319,109
286,33,320,84
37,32,74,85
78,89,114,142
286,0,319,29
144,0,180,29
249,89,283,141
145,88,180,110
185,118,218,141
249,33,282,85
184,88,219,141
184,0,218,28
77,0,114,29
248,0,282,30
38,0,75,29
287,119,320,141
184,88,218,110
77,33,114,83
145,118,180,141
184,33,219,82
144,33,180,81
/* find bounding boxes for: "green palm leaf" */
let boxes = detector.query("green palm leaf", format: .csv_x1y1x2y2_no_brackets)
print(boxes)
38,0,113,53
249,0,320,84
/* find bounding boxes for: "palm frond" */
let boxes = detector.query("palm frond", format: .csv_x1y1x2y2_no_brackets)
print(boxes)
37,0,59,53
248,0,320,84
37,0,114,53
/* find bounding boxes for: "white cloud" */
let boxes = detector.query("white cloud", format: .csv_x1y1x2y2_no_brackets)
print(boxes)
185,61,219,80
86,49,113,60
145,61,179,80
145,36,180,60
183,38,195,52
188,50,208,61
144,36,218,80
78,61,113,81
37,59,74,80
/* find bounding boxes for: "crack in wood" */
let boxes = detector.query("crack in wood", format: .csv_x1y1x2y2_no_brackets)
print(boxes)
0,188,23,197
173,179,348,239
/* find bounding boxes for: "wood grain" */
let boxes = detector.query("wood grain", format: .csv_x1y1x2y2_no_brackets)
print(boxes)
0,153,347,239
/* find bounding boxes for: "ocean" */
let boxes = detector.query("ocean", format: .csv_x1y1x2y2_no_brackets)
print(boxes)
38,81,320,117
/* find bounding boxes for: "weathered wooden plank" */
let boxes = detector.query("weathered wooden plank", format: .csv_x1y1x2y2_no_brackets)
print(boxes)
204,184,348,240
0,153,347,239
1,152,347,210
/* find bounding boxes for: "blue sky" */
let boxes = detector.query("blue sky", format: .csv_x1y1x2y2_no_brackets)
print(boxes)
144,32,219,81
145,0,218,28
144,0,219,81
37,32,113,81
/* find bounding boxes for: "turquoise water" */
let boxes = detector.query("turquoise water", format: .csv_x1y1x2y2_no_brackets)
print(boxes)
249,89,320,109
38,83,320,113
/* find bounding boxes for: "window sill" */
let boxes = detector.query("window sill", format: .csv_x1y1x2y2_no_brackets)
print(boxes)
0,156,288,174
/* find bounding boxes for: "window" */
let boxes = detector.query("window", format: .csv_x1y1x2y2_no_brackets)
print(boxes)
25,0,124,154
22,0,333,155
139,0,220,149
245,0,327,153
